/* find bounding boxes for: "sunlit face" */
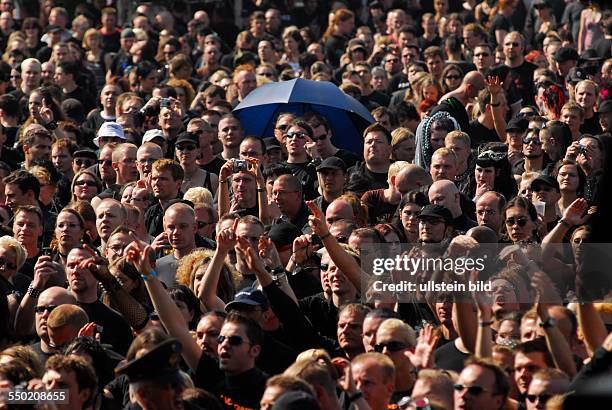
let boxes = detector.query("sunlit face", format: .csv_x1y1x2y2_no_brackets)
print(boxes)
504,205,535,243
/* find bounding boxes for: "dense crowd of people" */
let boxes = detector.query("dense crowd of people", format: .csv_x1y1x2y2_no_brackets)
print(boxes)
0,0,611,409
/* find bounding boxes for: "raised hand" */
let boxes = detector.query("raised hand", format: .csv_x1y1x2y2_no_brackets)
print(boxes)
217,219,239,253
79,244,111,281
485,75,503,96
562,198,591,226
219,160,234,181
470,269,492,314
259,236,282,269
292,234,312,265
125,233,155,275
306,200,329,237
405,324,439,370
236,235,267,275
32,255,56,290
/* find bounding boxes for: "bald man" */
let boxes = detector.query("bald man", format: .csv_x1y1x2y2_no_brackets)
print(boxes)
96,198,127,250
439,70,485,107
428,180,477,233
326,199,355,227
395,164,432,194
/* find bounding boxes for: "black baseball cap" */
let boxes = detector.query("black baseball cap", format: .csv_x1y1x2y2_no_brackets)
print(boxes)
73,149,97,161
566,67,589,84
316,156,346,172
417,204,453,225
507,117,529,133
175,132,200,146
530,175,560,192
115,338,183,383
263,137,281,150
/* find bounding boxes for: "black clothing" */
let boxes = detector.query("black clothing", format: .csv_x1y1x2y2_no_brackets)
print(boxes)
508,61,537,106
195,355,268,410
489,14,514,47
277,202,311,234
77,300,133,356
434,340,469,372
144,197,183,237
283,161,318,200
580,113,602,136
202,156,226,176
0,146,21,171
324,34,349,68
257,332,297,375
331,148,361,169
346,161,389,197
29,341,54,366
313,195,332,215
453,213,478,233
469,120,501,148
388,72,410,94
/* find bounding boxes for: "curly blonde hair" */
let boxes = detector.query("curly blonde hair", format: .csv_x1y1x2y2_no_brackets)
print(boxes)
176,248,237,303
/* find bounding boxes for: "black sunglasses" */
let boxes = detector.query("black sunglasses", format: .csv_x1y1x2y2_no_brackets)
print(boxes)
285,131,308,140
276,124,290,132
75,180,97,187
320,263,329,271
522,137,542,145
217,335,248,346
75,159,94,167
505,217,528,227
176,144,197,152
453,384,488,396
312,134,328,142
35,305,57,314
374,341,408,353
98,159,112,166
526,394,552,403
197,221,213,229
0,257,17,270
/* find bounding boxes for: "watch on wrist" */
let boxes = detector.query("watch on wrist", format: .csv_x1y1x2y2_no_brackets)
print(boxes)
539,317,557,329
27,285,42,299
45,120,58,130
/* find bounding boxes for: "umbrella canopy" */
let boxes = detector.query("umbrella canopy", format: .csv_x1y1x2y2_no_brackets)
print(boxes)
233,78,374,153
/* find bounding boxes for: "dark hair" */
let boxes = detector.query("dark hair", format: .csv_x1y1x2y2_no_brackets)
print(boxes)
363,122,392,144
136,60,157,79
514,337,554,367
225,312,264,347
64,336,119,388
3,170,40,198
168,284,202,330
289,119,314,139
58,61,79,78
464,356,509,398
0,94,19,118
263,163,292,181
552,159,586,196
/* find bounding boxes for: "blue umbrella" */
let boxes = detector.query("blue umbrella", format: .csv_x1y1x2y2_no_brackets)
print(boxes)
233,78,374,152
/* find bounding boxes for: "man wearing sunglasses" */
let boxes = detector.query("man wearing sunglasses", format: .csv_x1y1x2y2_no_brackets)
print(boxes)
416,204,455,244
176,132,216,193
454,357,509,410
375,318,418,403
282,119,318,200
71,149,96,175
512,130,551,178
307,114,360,169
26,286,76,364
272,174,310,233
525,368,569,410
530,175,561,231
314,157,347,214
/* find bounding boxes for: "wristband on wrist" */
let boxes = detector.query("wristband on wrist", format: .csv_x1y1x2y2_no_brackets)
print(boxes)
27,285,42,299
320,232,331,240
479,320,493,327
141,270,158,281
559,219,571,228
219,179,227,184
489,102,501,107
256,187,265,192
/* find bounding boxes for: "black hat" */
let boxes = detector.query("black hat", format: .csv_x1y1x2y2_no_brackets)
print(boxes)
599,100,612,114
62,99,85,124
271,392,321,410
579,49,602,63
175,132,200,147
316,156,346,172
73,149,97,161
263,137,281,150
121,28,136,39
554,47,579,63
566,67,589,84
267,222,302,248
225,287,270,312
507,117,529,133
417,204,453,225
530,175,560,192
115,339,183,383
533,0,550,7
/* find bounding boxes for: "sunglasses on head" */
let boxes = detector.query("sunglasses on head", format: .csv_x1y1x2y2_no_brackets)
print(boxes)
217,335,249,346
522,137,542,145
374,341,408,353
285,131,308,140
453,384,488,396
478,150,506,161
505,216,528,227
35,305,57,314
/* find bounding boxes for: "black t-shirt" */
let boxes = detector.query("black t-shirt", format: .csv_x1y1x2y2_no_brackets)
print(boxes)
325,34,349,68
78,300,133,356
434,340,470,372
202,155,226,176
469,120,501,148
489,14,514,47
346,161,389,197
508,61,537,106
388,72,409,94
283,161,318,200
195,354,268,410
63,87,95,113
580,113,603,136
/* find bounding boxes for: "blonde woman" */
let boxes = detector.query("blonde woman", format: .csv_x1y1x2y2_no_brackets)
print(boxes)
391,128,416,163
82,28,105,89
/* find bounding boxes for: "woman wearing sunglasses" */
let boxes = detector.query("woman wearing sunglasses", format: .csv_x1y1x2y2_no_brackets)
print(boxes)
71,170,103,203
441,64,463,94
502,196,540,244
